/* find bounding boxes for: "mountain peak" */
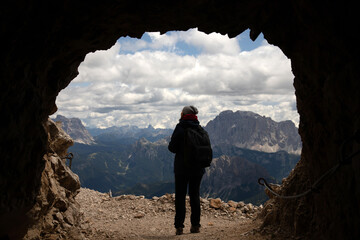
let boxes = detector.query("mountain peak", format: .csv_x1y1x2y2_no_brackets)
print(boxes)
147,124,155,130
52,115,95,145
218,110,234,115
218,110,264,120
205,110,301,154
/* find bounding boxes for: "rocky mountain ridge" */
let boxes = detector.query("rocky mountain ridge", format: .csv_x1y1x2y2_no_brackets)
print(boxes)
56,110,301,154
202,155,270,201
89,124,172,141
52,115,95,145
205,110,301,154
58,110,301,203
70,137,299,204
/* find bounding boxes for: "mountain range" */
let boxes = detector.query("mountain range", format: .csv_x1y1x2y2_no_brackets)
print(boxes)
52,110,301,204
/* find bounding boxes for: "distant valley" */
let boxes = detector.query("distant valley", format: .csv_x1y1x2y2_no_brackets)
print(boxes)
52,110,301,204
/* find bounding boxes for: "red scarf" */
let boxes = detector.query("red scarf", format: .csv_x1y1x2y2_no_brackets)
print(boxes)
181,114,198,121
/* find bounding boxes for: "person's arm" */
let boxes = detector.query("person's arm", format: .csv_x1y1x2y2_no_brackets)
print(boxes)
168,125,183,153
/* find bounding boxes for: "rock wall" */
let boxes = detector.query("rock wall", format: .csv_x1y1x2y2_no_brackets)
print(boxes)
260,2,360,238
0,0,359,239
23,119,82,239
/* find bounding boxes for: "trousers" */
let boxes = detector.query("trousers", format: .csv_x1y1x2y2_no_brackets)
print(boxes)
174,173,203,228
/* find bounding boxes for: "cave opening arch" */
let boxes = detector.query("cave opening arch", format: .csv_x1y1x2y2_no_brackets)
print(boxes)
55,28,300,205
1,1,359,239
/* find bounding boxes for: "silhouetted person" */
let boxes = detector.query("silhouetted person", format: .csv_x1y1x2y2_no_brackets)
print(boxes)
168,105,204,235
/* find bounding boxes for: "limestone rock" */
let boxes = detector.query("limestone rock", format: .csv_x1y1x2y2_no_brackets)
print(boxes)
23,119,83,240
237,201,246,208
229,207,237,212
49,154,80,192
46,119,74,158
53,115,95,145
247,203,254,213
209,198,222,209
243,206,250,213
205,110,302,155
228,200,238,208
201,198,210,204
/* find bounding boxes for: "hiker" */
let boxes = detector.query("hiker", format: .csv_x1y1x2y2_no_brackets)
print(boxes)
168,105,209,235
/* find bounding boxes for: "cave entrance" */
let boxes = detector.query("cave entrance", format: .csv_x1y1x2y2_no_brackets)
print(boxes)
2,1,359,239
54,28,300,203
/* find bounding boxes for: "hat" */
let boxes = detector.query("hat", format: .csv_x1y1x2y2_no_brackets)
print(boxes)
182,105,198,115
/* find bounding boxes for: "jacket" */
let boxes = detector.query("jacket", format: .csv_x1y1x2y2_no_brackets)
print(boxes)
168,119,205,175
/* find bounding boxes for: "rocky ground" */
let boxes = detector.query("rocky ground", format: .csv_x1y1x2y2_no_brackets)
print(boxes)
76,188,283,240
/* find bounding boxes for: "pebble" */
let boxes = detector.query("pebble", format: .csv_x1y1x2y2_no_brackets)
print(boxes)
134,213,145,219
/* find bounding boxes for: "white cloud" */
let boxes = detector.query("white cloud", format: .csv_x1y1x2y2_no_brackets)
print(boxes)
118,28,240,55
176,29,241,55
55,28,298,129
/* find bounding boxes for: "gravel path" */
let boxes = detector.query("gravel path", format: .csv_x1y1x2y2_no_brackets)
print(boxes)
76,188,271,240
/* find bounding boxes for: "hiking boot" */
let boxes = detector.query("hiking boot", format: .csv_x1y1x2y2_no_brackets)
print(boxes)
190,225,200,233
176,227,183,235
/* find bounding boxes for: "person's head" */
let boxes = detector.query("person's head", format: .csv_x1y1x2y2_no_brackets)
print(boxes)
181,105,198,118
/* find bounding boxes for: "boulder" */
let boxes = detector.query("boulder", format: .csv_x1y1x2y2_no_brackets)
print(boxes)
228,207,237,213
209,198,222,209
237,201,246,208
228,200,238,208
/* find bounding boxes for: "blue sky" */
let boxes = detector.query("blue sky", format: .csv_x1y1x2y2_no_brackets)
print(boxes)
55,28,297,129
118,29,264,55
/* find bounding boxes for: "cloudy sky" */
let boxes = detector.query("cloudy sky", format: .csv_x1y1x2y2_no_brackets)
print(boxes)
54,28,298,129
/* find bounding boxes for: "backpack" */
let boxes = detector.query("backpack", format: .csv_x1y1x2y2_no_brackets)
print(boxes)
184,125,213,169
